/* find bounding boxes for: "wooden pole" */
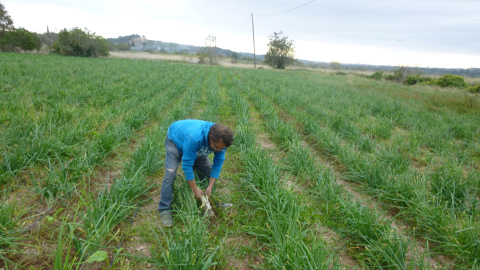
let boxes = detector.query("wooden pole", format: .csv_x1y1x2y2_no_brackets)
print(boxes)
251,13,256,69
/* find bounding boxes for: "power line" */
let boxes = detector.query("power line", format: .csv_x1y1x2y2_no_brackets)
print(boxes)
235,14,253,35
254,0,316,17
249,0,316,68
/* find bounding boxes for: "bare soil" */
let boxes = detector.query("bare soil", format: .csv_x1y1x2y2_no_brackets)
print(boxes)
108,51,271,70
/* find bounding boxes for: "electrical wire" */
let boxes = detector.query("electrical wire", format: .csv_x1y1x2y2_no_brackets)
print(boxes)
235,14,253,35
254,0,316,17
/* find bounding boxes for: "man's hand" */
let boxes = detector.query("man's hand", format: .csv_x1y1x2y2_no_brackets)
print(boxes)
193,187,204,199
205,177,216,196
188,180,204,199
205,185,213,196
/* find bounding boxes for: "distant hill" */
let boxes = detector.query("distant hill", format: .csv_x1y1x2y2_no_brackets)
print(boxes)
107,35,479,77
107,35,264,61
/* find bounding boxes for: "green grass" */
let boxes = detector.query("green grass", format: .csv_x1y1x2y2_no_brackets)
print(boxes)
232,67,480,268
1,53,479,269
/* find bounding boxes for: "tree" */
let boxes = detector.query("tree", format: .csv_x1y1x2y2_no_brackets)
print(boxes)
38,31,58,47
0,28,41,52
0,3,13,34
0,4,41,52
435,74,468,88
330,62,342,70
53,28,109,57
264,31,294,69
231,51,239,63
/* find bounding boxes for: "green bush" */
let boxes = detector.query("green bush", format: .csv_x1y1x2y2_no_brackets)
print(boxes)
468,85,480,93
370,71,383,80
0,28,41,52
53,28,109,57
405,74,469,89
384,74,396,81
393,66,412,82
433,74,468,88
385,66,419,83
405,75,433,85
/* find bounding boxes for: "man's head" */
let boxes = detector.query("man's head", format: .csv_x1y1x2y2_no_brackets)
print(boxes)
208,124,234,151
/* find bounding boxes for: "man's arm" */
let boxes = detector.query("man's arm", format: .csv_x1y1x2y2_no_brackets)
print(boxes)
210,150,226,179
205,177,216,196
205,150,225,196
181,136,204,198
187,179,204,199
181,136,198,181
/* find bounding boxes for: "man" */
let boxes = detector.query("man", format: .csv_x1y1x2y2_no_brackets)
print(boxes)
158,119,234,227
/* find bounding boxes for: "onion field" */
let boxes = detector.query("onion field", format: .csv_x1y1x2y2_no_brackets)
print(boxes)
1,53,479,269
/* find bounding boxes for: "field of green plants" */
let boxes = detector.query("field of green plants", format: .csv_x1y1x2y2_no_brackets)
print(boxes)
1,53,479,269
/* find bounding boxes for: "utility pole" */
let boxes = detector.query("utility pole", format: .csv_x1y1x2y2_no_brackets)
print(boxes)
206,35,216,64
213,35,217,62
251,13,256,69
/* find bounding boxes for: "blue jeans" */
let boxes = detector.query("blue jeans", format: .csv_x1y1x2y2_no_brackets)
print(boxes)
158,136,212,212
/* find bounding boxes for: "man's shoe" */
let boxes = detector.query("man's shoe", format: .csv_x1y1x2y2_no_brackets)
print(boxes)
160,211,173,227
215,202,233,209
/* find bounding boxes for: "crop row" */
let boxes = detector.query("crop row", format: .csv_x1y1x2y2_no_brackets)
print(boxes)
2,54,479,268
224,80,341,269
231,68,479,267
225,69,421,268
0,55,203,188
0,54,210,267
150,68,226,269
59,72,206,268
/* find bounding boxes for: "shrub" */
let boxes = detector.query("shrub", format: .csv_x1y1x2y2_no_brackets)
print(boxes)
405,75,433,85
0,28,41,52
370,71,383,80
264,31,295,69
393,66,412,83
433,74,468,88
386,66,422,83
330,61,342,70
468,85,480,93
384,74,396,81
53,28,109,57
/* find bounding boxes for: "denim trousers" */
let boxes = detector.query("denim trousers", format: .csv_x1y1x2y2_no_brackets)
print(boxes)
158,136,212,212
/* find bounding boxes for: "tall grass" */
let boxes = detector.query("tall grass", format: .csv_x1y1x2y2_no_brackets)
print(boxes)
0,198,20,264
70,66,207,264
225,79,339,269
0,53,201,187
234,67,480,267
150,177,221,269
241,86,415,269
3,53,479,268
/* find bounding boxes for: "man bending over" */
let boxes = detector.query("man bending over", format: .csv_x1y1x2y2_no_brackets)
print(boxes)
158,119,234,227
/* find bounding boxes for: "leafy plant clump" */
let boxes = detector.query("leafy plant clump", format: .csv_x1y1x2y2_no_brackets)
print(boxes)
406,74,469,88
385,66,418,83
405,75,433,85
264,31,295,69
469,85,480,93
53,28,109,57
434,74,469,88
369,71,383,80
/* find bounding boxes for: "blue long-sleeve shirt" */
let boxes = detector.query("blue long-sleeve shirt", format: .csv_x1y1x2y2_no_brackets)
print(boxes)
167,119,226,181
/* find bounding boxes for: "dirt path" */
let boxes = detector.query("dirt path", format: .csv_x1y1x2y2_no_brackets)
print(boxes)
109,51,271,69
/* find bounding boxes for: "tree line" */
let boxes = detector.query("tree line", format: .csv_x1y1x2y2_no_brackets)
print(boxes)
0,3,41,52
0,3,109,57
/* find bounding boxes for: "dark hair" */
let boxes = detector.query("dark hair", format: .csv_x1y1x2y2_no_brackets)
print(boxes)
208,124,234,147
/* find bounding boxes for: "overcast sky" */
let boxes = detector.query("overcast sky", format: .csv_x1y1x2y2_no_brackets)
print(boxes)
3,0,480,68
